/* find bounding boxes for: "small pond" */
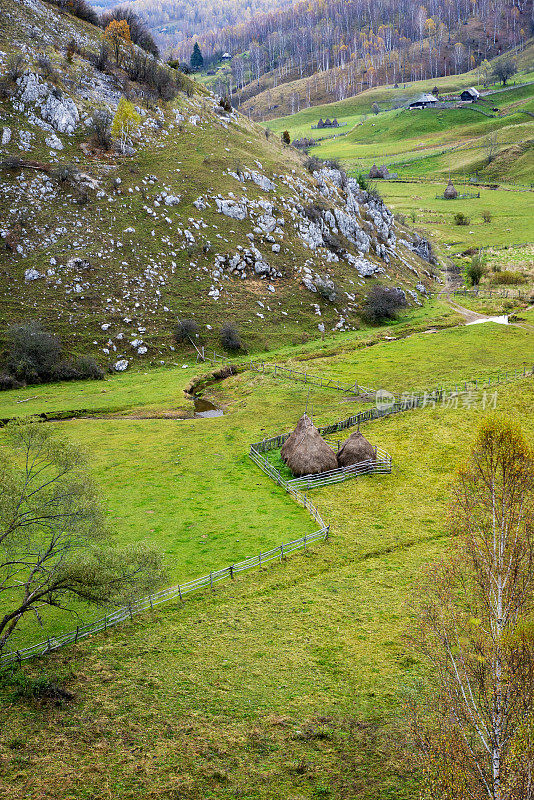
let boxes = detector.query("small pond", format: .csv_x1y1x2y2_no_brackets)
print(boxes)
193,397,224,418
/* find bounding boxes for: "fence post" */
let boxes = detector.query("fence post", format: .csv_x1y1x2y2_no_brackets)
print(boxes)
128,603,133,621
75,626,79,643
178,585,183,602
280,544,284,561
230,565,234,580
210,572,213,590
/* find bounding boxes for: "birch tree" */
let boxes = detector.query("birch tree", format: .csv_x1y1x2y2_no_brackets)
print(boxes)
410,418,534,799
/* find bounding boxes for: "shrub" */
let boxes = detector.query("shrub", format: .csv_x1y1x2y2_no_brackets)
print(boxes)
37,54,57,81
42,0,98,24
74,356,105,379
292,137,318,150
492,270,526,285
1,156,23,172
51,162,78,184
281,130,290,145
465,253,486,286
0,374,24,391
96,43,110,71
101,8,159,57
454,212,470,226
90,108,112,149
361,285,407,324
304,155,322,173
220,323,242,352
0,76,13,99
219,95,232,113
51,357,104,382
174,319,199,343
354,172,370,191
482,210,492,223
6,53,25,81
6,322,62,383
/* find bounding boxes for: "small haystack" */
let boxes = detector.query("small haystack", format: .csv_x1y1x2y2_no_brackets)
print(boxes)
368,163,381,178
444,179,458,199
337,430,376,468
281,414,338,477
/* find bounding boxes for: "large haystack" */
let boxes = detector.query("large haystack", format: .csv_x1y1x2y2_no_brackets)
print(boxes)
337,430,376,468
444,179,458,199
281,414,338,477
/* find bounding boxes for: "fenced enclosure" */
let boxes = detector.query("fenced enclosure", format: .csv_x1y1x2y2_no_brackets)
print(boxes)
3,363,532,668
250,406,397,491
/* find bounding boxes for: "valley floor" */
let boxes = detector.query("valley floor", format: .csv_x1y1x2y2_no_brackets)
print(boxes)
1,319,533,799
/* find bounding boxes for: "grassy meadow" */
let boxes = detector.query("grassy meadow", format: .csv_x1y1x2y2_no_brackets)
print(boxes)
1,324,533,798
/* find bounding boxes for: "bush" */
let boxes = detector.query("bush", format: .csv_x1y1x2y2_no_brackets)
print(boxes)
304,155,322,173
482,210,492,223
465,253,486,286
6,322,62,383
354,172,370,191
51,357,104,382
43,0,98,24
361,285,408,324
37,54,57,81
220,323,242,352
492,270,526,285
454,212,470,226
174,319,199,343
90,109,112,149
0,374,24,391
101,8,159,57
96,43,110,71
51,162,78,184
292,137,318,150
281,130,290,145
219,95,232,113
6,53,25,81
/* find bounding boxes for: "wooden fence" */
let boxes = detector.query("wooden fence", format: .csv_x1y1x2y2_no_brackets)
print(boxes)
454,287,532,300
0,525,328,670
193,348,374,396
3,363,532,668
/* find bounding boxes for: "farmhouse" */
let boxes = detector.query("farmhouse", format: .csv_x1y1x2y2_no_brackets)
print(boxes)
460,87,480,101
281,414,337,477
409,93,439,109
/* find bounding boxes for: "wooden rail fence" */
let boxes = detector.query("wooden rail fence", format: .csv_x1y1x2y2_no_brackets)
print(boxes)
3,363,532,667
0,526,328,669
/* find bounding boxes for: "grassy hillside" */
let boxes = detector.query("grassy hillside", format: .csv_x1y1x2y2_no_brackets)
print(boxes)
0,0,436,374
1,321,533,799
245,39,534,121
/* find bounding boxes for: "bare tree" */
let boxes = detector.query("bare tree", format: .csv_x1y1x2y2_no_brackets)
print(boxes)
0,422,164,654
484,131,500,163
410,418,534,799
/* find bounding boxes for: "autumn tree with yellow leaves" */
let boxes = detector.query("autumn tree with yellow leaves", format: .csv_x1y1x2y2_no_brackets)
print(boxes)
104,19,132,65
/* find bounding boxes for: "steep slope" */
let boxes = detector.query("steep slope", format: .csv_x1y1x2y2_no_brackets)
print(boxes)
0,0,436,371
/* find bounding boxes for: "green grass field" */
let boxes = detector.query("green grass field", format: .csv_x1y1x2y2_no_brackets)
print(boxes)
1,333,533,799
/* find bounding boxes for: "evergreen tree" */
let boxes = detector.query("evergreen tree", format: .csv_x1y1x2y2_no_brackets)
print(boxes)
190,42,204,70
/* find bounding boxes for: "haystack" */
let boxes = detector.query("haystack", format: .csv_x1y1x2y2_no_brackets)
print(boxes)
368,163,381,178
337,430,376,468
444,179,458,199
281,414,338,477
